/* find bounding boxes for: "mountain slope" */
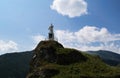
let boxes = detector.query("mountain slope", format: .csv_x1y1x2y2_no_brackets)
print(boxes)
0,41,120,78
26,41,120,78
87,50,120,66
0,51,33,78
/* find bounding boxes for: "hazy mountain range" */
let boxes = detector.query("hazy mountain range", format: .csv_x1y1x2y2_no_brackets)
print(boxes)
87,50,120,66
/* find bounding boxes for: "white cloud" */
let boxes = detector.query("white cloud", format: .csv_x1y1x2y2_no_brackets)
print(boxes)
50,0,88,18
74,26,120,43
0,40,18,55
32,35,46,49
32,35,45,43
55,26,120,54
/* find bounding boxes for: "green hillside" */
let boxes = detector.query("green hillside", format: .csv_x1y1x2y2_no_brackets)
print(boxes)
0,51,33,78
0,40,120,78
26,41,120,78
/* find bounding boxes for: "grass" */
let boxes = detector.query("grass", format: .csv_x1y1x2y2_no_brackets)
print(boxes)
33,50,120,78
28,41,120,78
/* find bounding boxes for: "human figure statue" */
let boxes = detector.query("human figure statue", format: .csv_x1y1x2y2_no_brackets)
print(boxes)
48,24,54,40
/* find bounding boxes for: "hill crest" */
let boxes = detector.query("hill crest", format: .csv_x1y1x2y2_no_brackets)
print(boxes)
26,40,120,78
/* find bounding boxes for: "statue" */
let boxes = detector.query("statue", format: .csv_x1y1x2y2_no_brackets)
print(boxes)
48,24,54,40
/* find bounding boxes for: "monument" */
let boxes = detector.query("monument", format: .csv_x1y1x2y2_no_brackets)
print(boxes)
48,24,54,40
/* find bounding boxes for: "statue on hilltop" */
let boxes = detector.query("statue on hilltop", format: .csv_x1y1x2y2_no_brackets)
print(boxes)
48,24,54,40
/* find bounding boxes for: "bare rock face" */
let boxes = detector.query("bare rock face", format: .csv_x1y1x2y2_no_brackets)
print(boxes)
26,40,87,78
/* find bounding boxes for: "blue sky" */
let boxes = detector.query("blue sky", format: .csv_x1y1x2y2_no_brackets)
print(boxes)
0,0,120,55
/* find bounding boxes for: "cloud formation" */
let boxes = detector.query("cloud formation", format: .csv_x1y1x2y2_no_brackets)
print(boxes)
50,0,88,18
31,35,46,49
32,35,45,43
0,40,18,54
55,26,120,53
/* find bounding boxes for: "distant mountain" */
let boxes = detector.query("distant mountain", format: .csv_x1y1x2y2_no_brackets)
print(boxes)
87,50,120,66
0,51,33,78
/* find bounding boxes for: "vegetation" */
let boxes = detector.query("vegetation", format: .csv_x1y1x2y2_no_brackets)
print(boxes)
0,41,120,78
27,41,120,78
0,51,33,78
29,51,120,78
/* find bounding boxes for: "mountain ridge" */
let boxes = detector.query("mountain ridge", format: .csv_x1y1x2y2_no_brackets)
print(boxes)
87,50,120,66
0,41,120,78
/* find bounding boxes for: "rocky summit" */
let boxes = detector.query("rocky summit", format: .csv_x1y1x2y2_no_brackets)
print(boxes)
26,40,120,78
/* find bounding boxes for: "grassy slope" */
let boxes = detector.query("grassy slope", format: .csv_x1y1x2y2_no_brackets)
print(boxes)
36,48,120,78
